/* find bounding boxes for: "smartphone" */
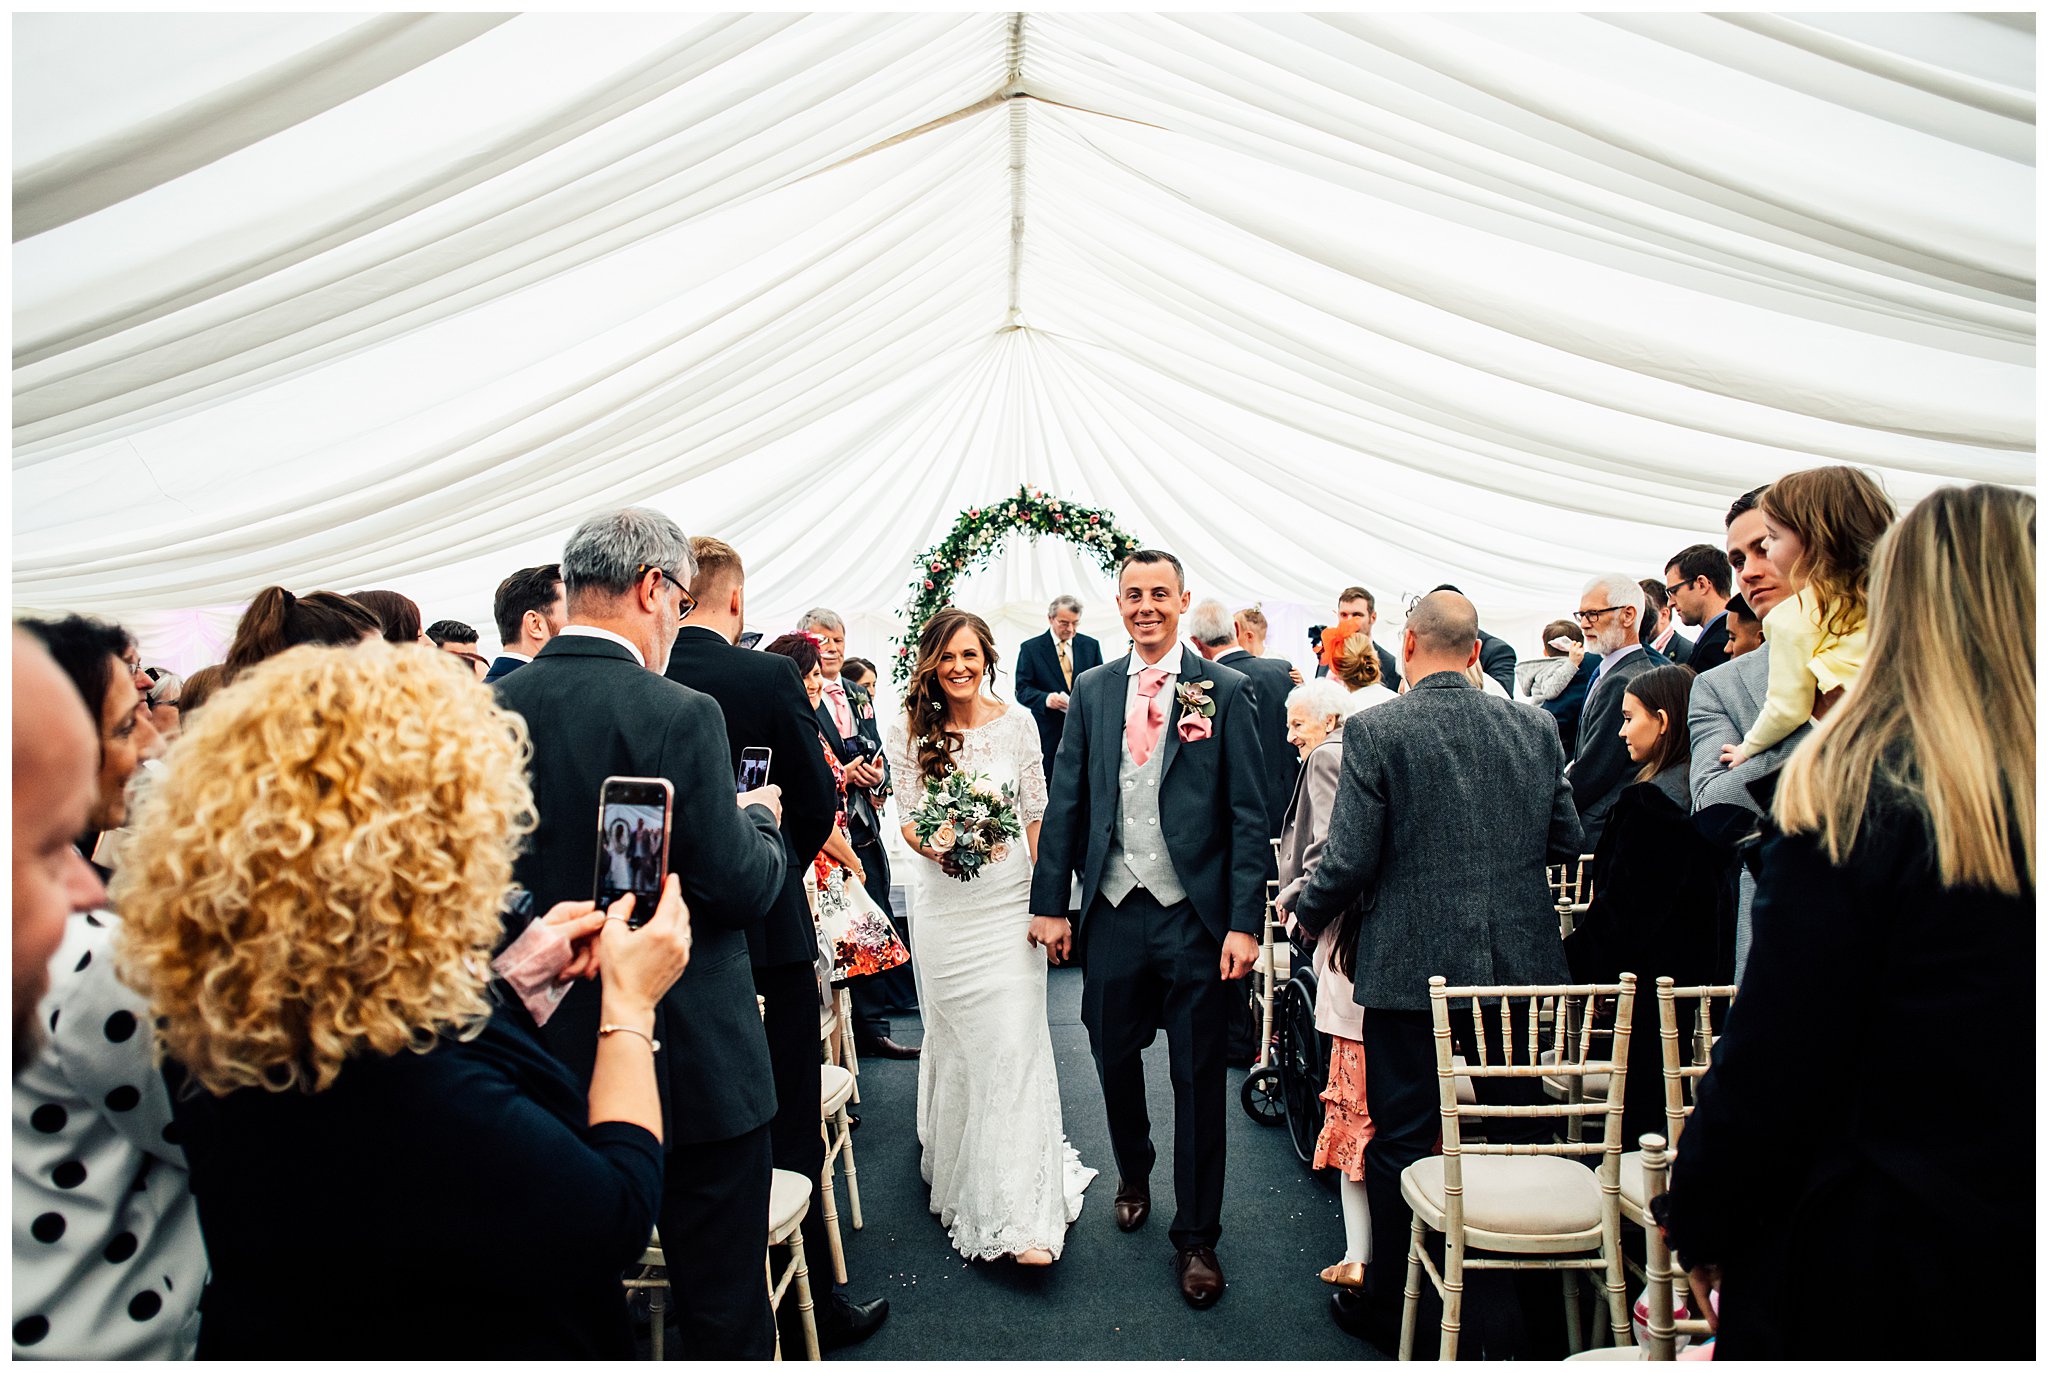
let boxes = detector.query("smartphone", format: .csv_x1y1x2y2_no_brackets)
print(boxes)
738,746,772,792
594,776,673,928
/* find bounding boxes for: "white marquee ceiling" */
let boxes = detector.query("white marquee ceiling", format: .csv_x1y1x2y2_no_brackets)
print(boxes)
12,12,2035,670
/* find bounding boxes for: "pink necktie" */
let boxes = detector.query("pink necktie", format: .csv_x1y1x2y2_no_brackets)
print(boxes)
1126,668,1169,766
825,681,854,736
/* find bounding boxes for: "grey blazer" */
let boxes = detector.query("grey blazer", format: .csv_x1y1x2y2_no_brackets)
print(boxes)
1276,737,1342,911
1294,672,1582,1011
1569,643,1671,850
1030,645,1271,944
1217,648,1300,838
1687,646,1808,817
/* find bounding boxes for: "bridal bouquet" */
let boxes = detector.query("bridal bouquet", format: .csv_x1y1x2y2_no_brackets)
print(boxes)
909,770,1023,883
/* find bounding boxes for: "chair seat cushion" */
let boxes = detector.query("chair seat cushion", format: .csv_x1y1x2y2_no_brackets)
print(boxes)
821,1063,855,1113
769,1167,811,1234
1401,1154,1603,1237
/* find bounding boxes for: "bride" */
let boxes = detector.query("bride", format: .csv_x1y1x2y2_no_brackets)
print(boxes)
885,607,1095,1265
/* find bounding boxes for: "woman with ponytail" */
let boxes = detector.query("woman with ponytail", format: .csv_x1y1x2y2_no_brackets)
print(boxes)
222,588,381,681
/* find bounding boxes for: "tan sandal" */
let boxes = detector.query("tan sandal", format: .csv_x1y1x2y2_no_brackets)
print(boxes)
1015,1248,1055,1267
1319,1261,1366,1288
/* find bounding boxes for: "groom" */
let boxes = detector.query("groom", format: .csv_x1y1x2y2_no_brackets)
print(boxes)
1028,549,1269,1308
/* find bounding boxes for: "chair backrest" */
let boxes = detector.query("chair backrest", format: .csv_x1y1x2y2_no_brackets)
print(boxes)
1544,854,1597,908
1427,974,1638,1224
1654,978,1738,1149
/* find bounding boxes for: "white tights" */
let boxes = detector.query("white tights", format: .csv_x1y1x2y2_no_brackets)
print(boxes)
1340,1175,1373,1265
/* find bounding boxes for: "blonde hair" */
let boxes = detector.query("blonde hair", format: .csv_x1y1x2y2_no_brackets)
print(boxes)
1758,466,1897,637
112,643,534,1095
1333,631,1382,690
1776,485,2033,894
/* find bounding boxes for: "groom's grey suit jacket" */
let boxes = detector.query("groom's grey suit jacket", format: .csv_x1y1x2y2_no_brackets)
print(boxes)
1030,645,1271,945
1294,671,1581,1012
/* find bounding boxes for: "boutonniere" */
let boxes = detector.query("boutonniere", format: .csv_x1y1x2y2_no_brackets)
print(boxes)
858,701,875,721
1175,679,1216,742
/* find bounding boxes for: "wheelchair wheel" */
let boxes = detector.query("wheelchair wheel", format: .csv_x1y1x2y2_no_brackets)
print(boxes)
1240,1066,1284,1125
1278,977,1327,1165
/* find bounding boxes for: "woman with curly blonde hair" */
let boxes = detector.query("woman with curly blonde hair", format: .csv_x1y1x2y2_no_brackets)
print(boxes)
113,642,694,1358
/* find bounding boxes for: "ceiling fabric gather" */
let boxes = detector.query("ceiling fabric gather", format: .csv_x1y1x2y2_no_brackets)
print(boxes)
12,12,2033,660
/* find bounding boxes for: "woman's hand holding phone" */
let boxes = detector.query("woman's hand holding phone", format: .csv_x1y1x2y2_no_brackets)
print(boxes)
597,874,693,1018
536,899,608,983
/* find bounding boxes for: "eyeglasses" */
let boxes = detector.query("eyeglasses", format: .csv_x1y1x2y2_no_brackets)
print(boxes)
1573,606,1625,625
637,564,696,618
1663,580,1693,599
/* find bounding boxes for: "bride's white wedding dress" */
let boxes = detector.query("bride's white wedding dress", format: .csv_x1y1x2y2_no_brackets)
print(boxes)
885,704,1096,1260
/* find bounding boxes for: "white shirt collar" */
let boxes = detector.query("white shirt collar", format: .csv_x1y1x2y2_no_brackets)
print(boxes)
1126,647,1182,676
498,649,534,665
558,624,646,669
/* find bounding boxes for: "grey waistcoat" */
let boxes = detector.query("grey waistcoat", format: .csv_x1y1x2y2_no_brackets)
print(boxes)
1102,726,1188,907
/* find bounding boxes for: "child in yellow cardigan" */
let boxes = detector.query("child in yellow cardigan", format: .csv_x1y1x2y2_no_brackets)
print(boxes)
1721,466,1897,767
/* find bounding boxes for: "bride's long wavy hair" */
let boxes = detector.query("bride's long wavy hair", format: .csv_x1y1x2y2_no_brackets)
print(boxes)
902,607,1003,784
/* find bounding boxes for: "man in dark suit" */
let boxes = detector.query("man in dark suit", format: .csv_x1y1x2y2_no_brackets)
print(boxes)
483,563,564,684
1664,543,1734,670
799,607,919,1059
1191,599,1293,838
1429,583,1517,694
663,539,887,1350
1291,590,1582,1352
1029,551,1269,1310
1314,586,1401,690
495,509,788,1359
1570,571,1672,850
1014,595,1104,779
1641,577,1695,666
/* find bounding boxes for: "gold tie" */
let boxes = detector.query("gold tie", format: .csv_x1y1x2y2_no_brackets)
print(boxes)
1057,640,1072,688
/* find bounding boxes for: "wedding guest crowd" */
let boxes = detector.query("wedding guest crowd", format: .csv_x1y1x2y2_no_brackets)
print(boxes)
10,466,2032,1361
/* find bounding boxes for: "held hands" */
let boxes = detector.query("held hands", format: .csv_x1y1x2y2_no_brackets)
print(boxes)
597,875,693,1014
1219,931,1259,981
738,783,783,822
1027,915,1074,966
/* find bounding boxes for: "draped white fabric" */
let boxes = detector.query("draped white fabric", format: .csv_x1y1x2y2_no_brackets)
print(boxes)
13,13,2034,672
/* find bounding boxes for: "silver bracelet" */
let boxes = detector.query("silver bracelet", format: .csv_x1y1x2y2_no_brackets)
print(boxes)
598,1023,661,1052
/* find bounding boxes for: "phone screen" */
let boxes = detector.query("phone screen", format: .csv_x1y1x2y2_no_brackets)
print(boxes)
595,778,672,926
738,747,771,792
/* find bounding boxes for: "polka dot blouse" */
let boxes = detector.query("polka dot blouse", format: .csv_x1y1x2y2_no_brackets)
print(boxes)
12,911,206,1358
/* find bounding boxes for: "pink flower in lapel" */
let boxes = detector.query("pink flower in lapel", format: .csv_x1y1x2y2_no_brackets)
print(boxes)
1177,712,1213,743
1174,679,1216,742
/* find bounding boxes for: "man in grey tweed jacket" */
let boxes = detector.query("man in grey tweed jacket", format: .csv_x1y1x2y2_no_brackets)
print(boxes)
1292,591,1582,1349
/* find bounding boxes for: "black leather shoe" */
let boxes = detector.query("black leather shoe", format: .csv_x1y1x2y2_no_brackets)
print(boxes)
1113,1179,1149,1232
856,1035,921,1060
1329,1288,1402,1353
1175,1246,1225,1308
811,1293,889,1353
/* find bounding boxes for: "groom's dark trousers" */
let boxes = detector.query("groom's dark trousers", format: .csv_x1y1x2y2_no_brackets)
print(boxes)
1080,888,1229,1251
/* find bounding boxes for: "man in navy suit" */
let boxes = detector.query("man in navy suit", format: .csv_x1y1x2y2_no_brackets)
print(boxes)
1664,543,1735,669
1014,595,1104,778
482,564,564,684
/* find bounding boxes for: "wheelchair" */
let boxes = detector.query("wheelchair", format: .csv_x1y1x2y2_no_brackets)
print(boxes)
1240,894,1330,1167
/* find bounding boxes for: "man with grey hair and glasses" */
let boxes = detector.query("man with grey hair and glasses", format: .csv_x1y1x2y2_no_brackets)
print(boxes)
1568,570,1672,849
497,507,789,1358
798,606,920,1058
1016,594,1103,780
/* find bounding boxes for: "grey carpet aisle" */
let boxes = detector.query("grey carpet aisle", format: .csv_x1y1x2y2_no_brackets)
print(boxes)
826,964,1390,1362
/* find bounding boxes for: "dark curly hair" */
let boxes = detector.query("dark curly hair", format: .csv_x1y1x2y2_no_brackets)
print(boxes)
901,608,1001,784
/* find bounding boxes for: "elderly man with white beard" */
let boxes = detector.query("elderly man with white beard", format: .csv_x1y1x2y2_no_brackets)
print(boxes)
1567,571,1672,850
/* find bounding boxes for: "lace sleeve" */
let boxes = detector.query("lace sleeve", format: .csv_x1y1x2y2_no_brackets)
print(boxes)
883,721,918,829
1015,709,1048,826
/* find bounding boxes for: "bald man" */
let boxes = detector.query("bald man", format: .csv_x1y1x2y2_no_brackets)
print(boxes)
13,631,108,1071
1290,592,1580,1353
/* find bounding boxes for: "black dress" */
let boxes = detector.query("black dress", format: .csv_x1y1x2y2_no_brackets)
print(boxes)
173,994,662,1358
1564,769,1737,1150
1664,789,2034,1359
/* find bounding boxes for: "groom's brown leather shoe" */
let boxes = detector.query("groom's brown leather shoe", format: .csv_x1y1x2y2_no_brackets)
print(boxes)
1113,1180,1149,1232
1176,1246,1225,1308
